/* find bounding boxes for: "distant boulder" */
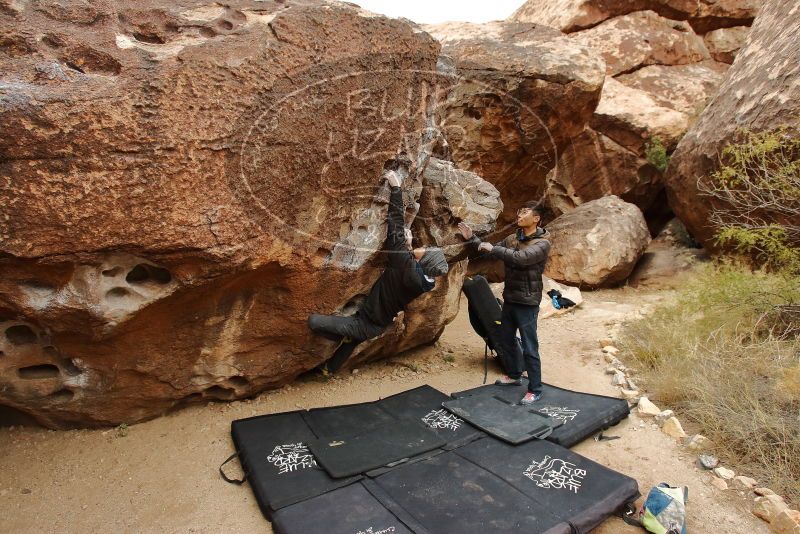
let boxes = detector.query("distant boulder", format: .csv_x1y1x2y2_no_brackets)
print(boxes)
545,196,652,287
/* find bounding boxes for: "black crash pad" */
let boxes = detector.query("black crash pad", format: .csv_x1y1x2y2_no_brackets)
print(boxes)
378,385,484,450
441,395,558,445
308,419,447,479
454,437,640,533
451,381,630,447
274,438,639,534
301,401,397,440
230,411,360,518
272,482,427,534
372,449,573,534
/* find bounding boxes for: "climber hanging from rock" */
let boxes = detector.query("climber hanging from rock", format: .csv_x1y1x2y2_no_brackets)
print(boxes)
307,156,450,373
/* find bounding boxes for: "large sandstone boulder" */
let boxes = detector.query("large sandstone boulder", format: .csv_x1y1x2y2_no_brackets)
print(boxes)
591,77,689,154
569,11,710,76
545,196,652,287
0,1,502,427
703,26,750,63
543,78,689,228
665,0,800,249
509,0,758,34
545,127,665,219
616,60,729,116
422,21,605,230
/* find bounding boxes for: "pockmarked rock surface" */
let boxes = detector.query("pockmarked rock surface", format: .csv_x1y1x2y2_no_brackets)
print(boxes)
665,0,800,249
569,10,710,76
545,196,652,287
0,1,502,427
423,21,605,229
509,0,758,34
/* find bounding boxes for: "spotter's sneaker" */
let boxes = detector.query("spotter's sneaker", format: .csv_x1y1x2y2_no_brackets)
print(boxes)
520,392,542,405
494,376,522,386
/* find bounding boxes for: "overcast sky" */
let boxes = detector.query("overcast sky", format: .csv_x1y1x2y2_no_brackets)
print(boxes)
353,0,525,24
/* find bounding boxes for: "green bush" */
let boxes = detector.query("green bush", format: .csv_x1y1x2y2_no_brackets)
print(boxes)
645,137,670,172
702,129,800,273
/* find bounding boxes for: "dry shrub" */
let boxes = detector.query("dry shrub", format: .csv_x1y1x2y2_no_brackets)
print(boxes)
620,263,800,505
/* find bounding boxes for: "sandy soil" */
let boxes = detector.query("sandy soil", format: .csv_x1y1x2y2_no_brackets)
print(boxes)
0,256,770,533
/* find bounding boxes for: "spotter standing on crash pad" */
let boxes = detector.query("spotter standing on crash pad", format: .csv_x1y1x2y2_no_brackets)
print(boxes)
308,158,449,372
458,203,550,405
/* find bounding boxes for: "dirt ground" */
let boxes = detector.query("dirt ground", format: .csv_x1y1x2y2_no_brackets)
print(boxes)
0,249,770,533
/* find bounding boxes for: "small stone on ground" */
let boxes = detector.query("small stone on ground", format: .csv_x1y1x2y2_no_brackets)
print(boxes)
655,409,675,427
637,397,661,416
662,416,687,439
733,476,757,489
714,466,735,480
752,494,788,523
698,454,719,469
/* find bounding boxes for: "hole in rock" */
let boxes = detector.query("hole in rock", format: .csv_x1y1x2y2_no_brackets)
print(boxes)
106,287,131,299
102,267,123,277
228,376,248,388
465,107,482,120
0,351,4,357
18,364,60,379
204,385,235,400
126,264,172,285
5,325,37,345
217,19,234,31
23,279,54,290
65,61,86,73
60,359,81,376
49,389,74,403
62,47,122,76
132,32,165,44
199,27,216,38
41,34,65,48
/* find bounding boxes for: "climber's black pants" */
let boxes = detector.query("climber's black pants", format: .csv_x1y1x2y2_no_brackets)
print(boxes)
308,313,387,371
